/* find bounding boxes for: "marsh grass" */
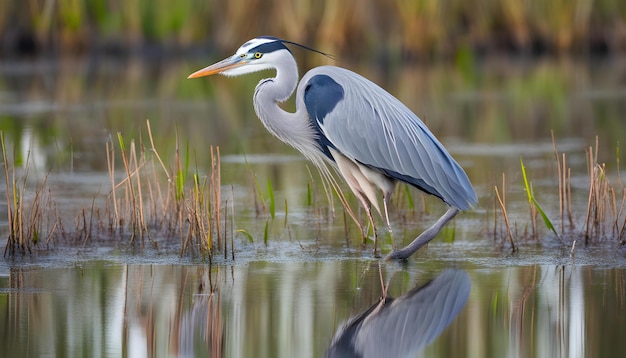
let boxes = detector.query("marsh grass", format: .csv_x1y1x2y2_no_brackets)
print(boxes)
493,133,626,248
4,124,626,257
494,174,517,253
2,132,62,255
2,120,232,259
582,137,626,243
102,121,229,258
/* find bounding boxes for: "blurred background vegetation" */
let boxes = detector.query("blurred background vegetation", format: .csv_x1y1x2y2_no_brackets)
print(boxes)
1,0,625,60
1,0,625,184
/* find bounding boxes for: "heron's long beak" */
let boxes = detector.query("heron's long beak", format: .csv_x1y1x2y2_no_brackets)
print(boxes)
187,56,245,79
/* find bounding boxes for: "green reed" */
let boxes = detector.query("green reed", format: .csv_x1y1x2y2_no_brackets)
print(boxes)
520,157,559,239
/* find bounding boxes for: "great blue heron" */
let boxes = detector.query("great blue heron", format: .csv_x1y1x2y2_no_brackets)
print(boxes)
188,36,477,259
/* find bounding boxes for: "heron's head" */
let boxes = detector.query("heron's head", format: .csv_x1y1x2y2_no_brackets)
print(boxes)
188,36,333,79
188,37,293,78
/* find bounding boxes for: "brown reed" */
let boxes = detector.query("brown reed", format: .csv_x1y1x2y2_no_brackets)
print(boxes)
494,173,517,253
494,134,625,248
2,132,63,255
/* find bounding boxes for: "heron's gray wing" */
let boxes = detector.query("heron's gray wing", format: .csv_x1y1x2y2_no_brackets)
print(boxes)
300,66,477,210
326,269,471,358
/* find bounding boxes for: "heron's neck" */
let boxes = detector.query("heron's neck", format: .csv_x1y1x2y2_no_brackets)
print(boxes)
253,59,313,152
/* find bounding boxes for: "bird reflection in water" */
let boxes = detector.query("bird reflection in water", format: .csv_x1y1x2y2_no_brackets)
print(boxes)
326,269,470,358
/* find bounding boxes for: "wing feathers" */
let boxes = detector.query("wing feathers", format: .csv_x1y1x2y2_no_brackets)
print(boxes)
299,66,477,210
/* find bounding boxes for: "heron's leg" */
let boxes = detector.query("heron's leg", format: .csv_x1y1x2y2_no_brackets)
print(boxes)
385,207,459,260
366,206,379,255
357,196,379,254
382,194,393,238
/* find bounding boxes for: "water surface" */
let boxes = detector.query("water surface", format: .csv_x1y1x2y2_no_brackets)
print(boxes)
1,55,626,357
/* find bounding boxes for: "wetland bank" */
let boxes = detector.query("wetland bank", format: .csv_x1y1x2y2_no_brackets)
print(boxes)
2,1,626,356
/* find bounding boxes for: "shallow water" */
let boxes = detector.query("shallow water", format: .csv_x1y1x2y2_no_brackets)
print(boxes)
1,250,625,357
1,55,626,356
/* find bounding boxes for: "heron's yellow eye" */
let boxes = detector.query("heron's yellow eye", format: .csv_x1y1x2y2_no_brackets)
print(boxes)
254,52,263,59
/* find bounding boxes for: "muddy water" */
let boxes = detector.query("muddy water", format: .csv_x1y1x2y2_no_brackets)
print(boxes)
1,56,626,357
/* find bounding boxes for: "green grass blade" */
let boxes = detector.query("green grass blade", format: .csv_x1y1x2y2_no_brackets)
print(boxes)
263,219,269,245
267,178,275,219
520,157,532,203
176,141,189,200
237,229,254,243
531,197,559,237
117,132,125,151
284,198,288,227
520,157,559,238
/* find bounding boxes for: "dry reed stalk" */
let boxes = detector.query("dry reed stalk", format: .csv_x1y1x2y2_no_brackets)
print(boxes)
2,134,16,255
197,176,210,253
493,174,498,240
211,146,221,250
598,164,607,228
620,189,626,243
495,174,516,252
16,144,32,251
146,120,170,181
205,174,214,254
560,154,566,228
146,120,168,225
106,141,119,233
567,167,573,229
231,186,236,260
223,198,228,260
2,133,31,254
129,140,148,242
2,133,63,254
584,146,594,242
528,192,538,240
144,162,157,228
118,135,139,243
552,131,564,234
197,174,212,255
81,196,97,245
582,136,620,242
174,128,185,249
610,187,618,237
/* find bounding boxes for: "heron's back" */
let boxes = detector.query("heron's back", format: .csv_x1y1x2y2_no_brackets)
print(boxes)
298,65,477,210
